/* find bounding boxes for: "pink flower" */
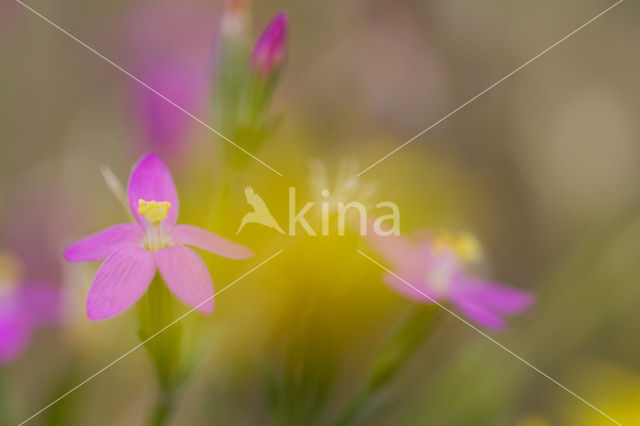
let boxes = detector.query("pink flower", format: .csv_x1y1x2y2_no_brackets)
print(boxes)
124,2,217,156
366,228,534,330
64,153,253,321
249,12,288,79
1,253,63,364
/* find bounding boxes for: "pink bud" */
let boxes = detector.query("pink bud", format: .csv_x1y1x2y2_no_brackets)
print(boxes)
249,12,288,78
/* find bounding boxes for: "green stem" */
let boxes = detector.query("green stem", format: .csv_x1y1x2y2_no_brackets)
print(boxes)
149,388,176,426
207,163,235,234
0,369,10,424
137,277,184,425
335,305,442,426
334,389,377,426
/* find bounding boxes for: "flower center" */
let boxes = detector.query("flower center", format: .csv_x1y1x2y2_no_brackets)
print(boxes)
426,252,457,296
138,199,173,251
426,231,483,295
138,199,172,224
432,231,483,264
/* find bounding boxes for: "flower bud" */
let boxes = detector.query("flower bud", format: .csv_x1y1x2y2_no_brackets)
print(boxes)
249,12,288,79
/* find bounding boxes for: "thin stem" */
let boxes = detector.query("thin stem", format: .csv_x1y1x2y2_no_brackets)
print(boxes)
137,277,184,426
149,388,176,426
207,163,234,233
334,390,377,426
0,369,10,424
334,306,442,426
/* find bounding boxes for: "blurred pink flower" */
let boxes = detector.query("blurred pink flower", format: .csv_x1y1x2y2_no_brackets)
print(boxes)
367,228,534,330
1,180,77,284
0,253,63,364
249,12,288,79
124,2,218,156
64,153,253,321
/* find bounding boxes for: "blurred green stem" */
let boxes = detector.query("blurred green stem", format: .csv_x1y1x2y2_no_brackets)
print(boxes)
335,390,377,426
0,370,9,424
137,276,184,426
150,387,176,426
335,305,442,426
208,160,240,235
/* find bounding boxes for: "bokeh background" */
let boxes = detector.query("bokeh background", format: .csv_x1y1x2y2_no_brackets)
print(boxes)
1,0,639,425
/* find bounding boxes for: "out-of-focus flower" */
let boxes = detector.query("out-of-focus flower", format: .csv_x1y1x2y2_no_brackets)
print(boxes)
64,153,253,321
249,12,288,79
309,158,377,212
125,2,217,156
0,251,63,364
367,229,534,329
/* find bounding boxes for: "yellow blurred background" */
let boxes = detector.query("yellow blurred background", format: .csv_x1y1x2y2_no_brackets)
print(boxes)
1,0,639,425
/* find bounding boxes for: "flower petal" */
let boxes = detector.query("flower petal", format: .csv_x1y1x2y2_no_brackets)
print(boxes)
452,298,508,330
64,224,142,262
170,224,253,259
250,12,288,78
19,283,65,326
125,1,216,156
156,244,213,313
0,296,31,364
86,247,156,321
133,61,209,157
382,271,440,303
449,278,534,330
364,222,414,268
127,153,179,229
453,278,534,316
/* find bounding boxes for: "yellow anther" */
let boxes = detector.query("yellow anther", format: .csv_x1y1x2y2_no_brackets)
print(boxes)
138,199,172,224
433,231,483,263
452,231,483,263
